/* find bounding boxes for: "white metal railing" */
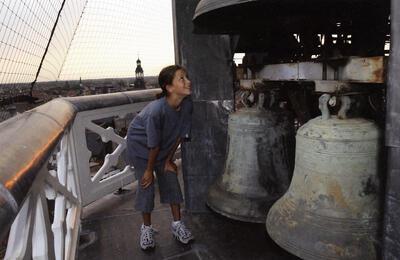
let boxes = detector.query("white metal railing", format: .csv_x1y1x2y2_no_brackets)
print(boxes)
70,101,149,206
0,89,159,259
5,132,80,260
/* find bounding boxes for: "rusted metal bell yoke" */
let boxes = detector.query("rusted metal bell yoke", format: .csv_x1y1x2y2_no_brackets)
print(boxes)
266,94,382,260
207,93,295,223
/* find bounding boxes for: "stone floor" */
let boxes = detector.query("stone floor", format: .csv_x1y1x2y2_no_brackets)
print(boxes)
77,176,300,260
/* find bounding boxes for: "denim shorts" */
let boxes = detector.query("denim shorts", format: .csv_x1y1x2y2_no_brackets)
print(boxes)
131,156,184,213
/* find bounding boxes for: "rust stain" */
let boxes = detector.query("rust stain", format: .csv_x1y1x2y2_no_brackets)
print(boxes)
327,180,349,209
369,56,384,83
368,56,383,62
325,243,346,256
372,67,384,83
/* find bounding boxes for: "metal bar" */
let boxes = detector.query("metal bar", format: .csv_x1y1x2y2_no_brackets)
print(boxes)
45,174,79,205
239,79,381,93
256,57,386,83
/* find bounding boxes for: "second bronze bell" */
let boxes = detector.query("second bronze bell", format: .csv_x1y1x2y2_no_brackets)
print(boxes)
207,92,295,223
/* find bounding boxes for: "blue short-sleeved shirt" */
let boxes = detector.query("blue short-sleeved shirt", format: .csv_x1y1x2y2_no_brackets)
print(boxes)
126,96,192,163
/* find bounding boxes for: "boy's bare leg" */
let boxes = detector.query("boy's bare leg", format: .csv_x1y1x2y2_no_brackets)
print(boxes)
170,203,194,244
170,204,181,221
143,213,152,226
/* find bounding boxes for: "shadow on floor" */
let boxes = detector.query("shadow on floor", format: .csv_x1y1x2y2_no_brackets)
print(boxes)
77,179,300,260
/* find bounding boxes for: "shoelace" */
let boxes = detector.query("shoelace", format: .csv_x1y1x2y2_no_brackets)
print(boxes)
175,223,191,238
142,227,154,244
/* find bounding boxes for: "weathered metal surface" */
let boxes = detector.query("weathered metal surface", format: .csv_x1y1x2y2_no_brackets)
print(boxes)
313,80,352,93
207,102,295,223
241,79,351,93
383,148,400,259
240,79,381,95
258,62,335,81
339,56,386,83
385,0,400,149
266,95,382,259
257,57,385,83
313,80,382,93
383,0,400,258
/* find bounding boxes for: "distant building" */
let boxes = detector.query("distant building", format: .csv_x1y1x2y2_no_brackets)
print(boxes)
134,58,145,89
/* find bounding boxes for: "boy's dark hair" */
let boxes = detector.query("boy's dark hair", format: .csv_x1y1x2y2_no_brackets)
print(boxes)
157,65,184,99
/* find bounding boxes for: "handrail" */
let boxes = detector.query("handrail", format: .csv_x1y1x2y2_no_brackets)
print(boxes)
0,88,160,240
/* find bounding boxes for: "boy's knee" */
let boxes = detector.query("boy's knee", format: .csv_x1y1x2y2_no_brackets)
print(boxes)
135,183,155,212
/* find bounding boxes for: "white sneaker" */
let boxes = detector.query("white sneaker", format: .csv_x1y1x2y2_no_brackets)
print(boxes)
171,221,194,244
140,224,155,250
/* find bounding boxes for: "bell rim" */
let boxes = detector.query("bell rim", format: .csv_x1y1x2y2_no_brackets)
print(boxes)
207,182,278,223
266,196,379,260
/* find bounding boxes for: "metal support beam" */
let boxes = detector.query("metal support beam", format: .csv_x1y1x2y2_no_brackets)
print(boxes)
240,79,382,93
173,0,234,212
383,0,400,258
256,56,385,83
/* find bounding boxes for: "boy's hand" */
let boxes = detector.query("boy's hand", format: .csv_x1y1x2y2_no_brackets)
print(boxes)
141,169,154,189
164,160,178,174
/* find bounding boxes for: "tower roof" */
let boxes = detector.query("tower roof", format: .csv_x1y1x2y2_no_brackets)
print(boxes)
135,65,143,73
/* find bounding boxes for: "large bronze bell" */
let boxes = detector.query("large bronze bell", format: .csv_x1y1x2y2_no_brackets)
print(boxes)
207,93,295,223
266,94,382,259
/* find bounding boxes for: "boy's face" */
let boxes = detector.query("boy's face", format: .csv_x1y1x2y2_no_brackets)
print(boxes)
167,69,191,97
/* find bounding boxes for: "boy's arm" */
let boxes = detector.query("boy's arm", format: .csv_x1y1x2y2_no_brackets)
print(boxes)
164,138,181,173
167,137,181,162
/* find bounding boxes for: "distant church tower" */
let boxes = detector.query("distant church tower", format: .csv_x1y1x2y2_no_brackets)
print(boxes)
134,57,145,89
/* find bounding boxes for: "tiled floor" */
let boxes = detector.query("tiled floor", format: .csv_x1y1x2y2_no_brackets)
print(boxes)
77,179,300,260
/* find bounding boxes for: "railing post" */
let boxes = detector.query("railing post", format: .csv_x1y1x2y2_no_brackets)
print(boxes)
5,133,81,260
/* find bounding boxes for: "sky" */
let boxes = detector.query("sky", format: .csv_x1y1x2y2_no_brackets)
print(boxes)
0,0,175,83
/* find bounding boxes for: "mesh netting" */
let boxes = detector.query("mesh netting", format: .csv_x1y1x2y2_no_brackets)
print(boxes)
0,0,174,90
